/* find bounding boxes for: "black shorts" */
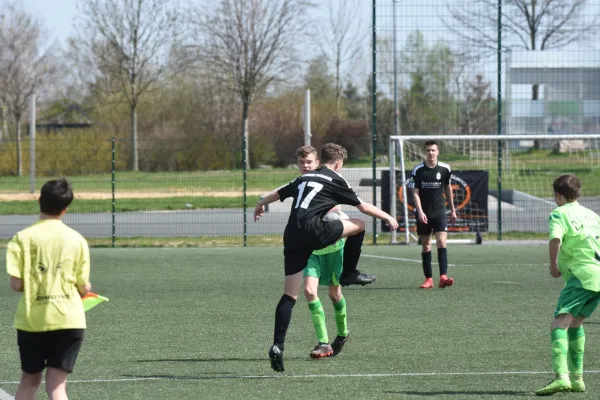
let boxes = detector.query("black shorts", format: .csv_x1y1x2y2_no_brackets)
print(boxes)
416,216,448,236
283,220,344,276
18,329,85,374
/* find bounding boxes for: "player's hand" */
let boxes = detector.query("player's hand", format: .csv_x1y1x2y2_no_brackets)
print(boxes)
449,210,457,224
254,203,265,221
418,211,428,224
549,264,561,278
386,217,399,231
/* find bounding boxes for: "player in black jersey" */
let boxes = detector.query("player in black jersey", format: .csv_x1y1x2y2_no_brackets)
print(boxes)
408,140,457,289
294,145,375,286
254,143,398,372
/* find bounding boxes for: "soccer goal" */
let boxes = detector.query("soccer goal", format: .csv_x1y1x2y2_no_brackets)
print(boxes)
387,134,600,244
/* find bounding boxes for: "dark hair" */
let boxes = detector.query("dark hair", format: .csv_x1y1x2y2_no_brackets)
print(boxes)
320,143,347,164
424,140,438,149
553,174,581,201
295,145,318,159
39,178,74,215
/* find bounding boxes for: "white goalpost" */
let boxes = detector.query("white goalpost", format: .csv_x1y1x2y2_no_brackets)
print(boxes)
388,134,600,244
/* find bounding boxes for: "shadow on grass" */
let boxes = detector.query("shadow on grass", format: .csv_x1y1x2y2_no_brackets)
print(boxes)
122,374,277,381
342,287,415,291
384,390,531,397
136,356,306,363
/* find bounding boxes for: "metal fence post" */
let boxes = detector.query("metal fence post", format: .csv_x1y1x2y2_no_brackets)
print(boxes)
112,137,116,248
497,0,503,241
371,0,377,244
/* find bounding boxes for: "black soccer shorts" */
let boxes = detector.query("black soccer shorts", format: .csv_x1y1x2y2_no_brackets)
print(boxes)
18,329,85,374
416,216,448,236
283,220,344,276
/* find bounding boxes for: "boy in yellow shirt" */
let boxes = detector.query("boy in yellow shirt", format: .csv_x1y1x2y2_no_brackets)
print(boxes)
6,178,91,400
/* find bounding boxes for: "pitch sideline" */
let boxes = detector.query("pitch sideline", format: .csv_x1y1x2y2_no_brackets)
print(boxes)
2,369,600,386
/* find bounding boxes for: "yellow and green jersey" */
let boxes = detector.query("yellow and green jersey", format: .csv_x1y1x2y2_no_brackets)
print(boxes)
6,219,90,332
549,202,600,291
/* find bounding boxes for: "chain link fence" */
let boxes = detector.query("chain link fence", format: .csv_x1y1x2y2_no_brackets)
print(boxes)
0,136,380,246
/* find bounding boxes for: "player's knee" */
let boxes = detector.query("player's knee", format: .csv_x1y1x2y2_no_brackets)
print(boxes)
328,288,342,303
551,314,574,330
420,239,432,252
347,218,365,231
304,286,318,302
46,384,67,399
21,372,42,389
45,368,68,395
570,317,585,328
356,218,365,230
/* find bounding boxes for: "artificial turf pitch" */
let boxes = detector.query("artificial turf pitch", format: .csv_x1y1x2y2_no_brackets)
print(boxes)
1,245,599,399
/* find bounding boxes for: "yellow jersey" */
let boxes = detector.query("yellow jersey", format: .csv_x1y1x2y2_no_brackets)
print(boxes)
6,219,90,332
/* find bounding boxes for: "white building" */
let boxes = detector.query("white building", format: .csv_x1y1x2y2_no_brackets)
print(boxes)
507,50,600,139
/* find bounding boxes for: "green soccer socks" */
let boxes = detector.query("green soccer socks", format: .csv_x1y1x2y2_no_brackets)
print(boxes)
567,326,585,376
550,328,569,377
333,296,348,337
308,299,328,343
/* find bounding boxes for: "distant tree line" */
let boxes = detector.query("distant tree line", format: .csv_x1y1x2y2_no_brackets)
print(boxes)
0,0,597,175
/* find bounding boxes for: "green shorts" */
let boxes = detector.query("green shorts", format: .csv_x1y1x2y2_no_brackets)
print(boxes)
303,249,343,286
555,276,600,318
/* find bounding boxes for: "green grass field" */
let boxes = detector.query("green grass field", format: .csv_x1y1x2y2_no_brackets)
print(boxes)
0,196,262,215
1,245,599,399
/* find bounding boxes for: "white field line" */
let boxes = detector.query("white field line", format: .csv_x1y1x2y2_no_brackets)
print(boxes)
0,389,14,400
362,254,457,267
362,254,545,268
3,369,600,385
516,191,556,207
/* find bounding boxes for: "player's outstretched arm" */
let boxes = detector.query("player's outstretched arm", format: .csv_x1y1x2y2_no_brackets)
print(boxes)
254,191,281,221
356,203,399,230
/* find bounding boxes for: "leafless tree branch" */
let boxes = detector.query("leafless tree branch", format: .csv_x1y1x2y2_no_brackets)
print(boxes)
0,1,58,175
188,0,314,169
443,0,600,59
71,0,182,171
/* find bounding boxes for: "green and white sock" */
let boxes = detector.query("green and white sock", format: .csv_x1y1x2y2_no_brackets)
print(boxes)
308,299,328,343
551,328,569,379
333,296,348,337
568,326,585,378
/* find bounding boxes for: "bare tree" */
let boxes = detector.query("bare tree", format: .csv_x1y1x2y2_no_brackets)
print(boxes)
71,0,181,171
0,2,56,175
191,0,313,170
445,0,599,100
316,0,364,115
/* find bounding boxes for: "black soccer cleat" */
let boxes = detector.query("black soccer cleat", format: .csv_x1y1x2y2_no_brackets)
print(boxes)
269,344,284,372
340,270,376,287
330,333,349,357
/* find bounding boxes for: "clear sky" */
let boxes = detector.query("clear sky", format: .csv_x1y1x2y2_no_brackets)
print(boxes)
22,0,78,44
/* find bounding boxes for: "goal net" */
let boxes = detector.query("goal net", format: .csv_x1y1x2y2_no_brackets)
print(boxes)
386,134,600,243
